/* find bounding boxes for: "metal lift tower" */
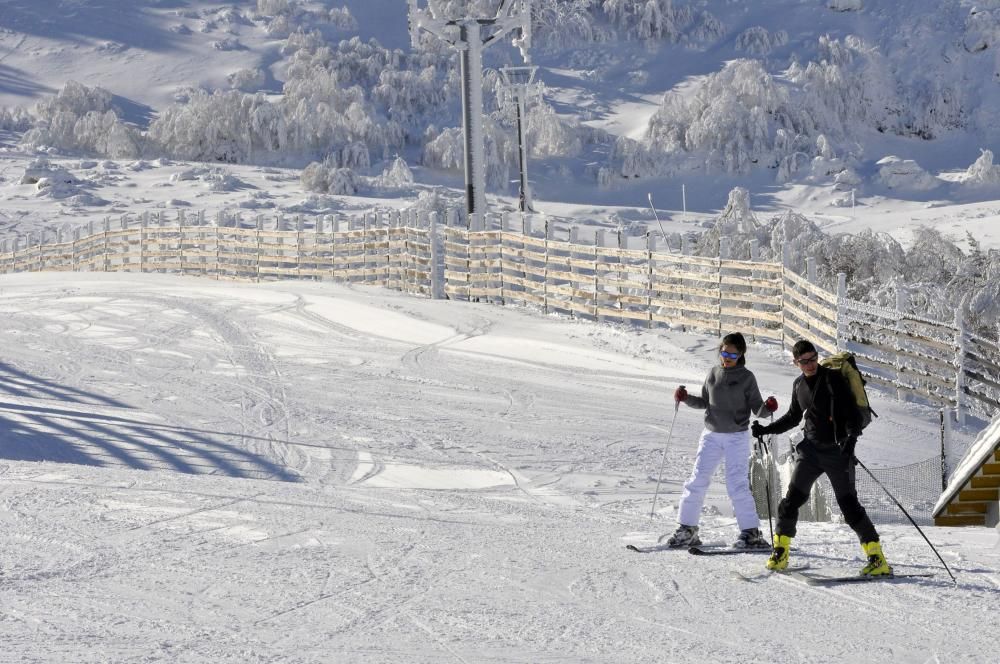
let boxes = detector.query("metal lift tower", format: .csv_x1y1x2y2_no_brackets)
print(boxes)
408,1,532,225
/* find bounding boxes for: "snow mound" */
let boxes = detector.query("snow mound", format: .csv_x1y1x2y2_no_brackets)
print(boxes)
65,192,111,207
20,160,75,186
203,172,250,192
828,0,863,11
281,195,343,214
875,156,940,191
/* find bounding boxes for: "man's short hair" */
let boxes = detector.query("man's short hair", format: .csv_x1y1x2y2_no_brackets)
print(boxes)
792,339,817,358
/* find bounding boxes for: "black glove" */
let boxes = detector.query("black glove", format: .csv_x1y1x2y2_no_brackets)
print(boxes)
841,434,858,463
750,421,769,439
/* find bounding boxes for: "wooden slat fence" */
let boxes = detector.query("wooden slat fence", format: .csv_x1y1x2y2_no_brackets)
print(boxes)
0,211,435,295
2,206,998,422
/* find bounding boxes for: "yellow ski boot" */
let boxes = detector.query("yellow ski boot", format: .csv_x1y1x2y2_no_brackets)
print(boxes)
860,541,893,577
766,534,792,571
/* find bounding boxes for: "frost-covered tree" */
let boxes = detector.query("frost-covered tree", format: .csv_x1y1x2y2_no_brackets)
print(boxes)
0,106,32,132
229,68,267,92
646,59,794,175
601,0,723,43
373,156,415,190
22,82,141,158
301,159,357,195
532,0,607,49
964,149,1000,186
256,0,295,15
735,27,788,56
905,226,967,285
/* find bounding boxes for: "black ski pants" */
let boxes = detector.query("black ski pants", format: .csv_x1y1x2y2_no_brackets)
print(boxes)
774,439,879,543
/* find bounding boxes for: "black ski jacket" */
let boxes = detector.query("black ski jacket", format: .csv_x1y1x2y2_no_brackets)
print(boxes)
765,365,861,447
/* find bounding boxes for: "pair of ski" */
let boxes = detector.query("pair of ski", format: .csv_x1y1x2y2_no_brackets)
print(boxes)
626,542,934,585
737,567,933,585
625,542,770,556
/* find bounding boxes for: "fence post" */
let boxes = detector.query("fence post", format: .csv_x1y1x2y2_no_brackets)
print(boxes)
214,212,222,280
940,408,949,491
254,214,263,283
616,229,625,321
718,236,730,337
544,218,553,314
646,231,654,330
103,217,111,272
894,287,908,401
954,309,966,426
430,211,441,299
780,243,791,351
592,231,600,320
72,228,80,271
568,226,582,319
836,272,847,351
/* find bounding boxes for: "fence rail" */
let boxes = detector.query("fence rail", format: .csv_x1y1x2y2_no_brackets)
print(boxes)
2,207,998,422
0,212,437,297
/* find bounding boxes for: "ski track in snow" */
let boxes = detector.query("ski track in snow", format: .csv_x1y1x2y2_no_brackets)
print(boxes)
0,272,996,663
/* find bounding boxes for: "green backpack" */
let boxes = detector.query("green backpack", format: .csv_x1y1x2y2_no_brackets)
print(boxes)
820,351,877,430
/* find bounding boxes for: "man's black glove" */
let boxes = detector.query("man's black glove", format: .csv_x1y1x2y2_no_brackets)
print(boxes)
750,421,769,439
841,434,858,464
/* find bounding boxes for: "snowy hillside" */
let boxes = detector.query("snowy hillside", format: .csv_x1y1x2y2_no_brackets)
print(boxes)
0,272,998,662
6,1,1000,205
2,5,1000,658
4,1,1000,335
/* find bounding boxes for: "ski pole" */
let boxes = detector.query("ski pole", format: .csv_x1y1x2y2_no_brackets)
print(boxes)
754,431,774,545
854,457,957,584
647,193,670,245
650,391,682,519
765,412,777,542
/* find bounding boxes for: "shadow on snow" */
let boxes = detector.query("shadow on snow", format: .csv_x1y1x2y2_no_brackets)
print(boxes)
0,362,300,482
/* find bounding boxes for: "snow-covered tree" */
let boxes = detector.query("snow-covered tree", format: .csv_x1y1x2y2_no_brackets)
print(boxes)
301,160,357,195
229,68,267,92
22,82,141,158
0,106,32,132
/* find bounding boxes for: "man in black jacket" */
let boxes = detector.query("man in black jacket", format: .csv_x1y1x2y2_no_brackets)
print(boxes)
751,340,892,576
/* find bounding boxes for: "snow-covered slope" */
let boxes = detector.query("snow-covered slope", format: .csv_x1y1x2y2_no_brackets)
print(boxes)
0,271,997,662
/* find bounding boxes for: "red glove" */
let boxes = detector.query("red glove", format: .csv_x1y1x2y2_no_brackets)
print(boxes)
764,396,778,412
674,386,688,403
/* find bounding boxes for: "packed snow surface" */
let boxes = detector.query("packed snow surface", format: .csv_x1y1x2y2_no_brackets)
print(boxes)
1,272,998,663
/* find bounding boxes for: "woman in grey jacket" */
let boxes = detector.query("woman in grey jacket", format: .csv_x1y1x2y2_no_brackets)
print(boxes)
665,333,778,548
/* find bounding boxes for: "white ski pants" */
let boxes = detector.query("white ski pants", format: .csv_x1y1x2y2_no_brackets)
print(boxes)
677,428,760,531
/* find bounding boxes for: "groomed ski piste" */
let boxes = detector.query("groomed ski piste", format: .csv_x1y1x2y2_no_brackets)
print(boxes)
1,271,998,663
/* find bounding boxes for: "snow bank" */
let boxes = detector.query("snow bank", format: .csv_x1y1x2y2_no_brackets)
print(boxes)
828,0,863,11
875,156,940,191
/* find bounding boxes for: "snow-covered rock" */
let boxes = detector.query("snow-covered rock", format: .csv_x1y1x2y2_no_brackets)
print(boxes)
170,168,201,182
828,0,863,12
204,172,249,192
833,168,862,191
20,160,75,186
875,156,940,191
65,192,110,207
282,195,343,214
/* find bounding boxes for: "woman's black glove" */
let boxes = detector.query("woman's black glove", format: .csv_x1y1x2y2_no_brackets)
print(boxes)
750,421,770,439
